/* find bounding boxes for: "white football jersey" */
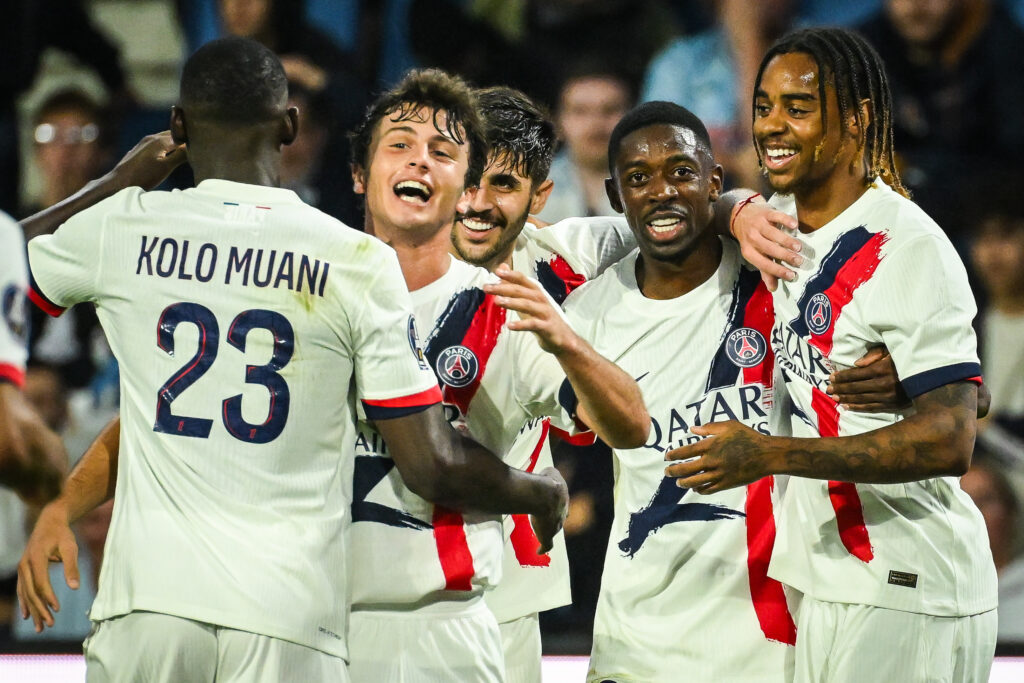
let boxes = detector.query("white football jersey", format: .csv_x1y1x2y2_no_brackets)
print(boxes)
571,241,795,683
481,215,637,623
766,178,998,616
349,256,576,608
27,180,441,658
0,212,31,577
0,212,29,386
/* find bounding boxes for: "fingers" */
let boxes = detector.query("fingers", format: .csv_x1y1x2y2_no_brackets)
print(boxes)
664,456,705,479
61,536,81,590
828,376,892,397
761,271,779,293
853,347,888,367
672,469,721,492
831,364,890,385
740,241,798,285
834,402,890,413
17,557,55,632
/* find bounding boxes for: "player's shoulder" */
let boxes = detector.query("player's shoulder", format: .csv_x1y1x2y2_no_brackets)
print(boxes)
564,247,638,309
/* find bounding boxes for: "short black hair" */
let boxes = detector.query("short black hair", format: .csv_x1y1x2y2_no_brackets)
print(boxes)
477,86,556,186
179,37,287,124
349,68,487,187
607,101,712,176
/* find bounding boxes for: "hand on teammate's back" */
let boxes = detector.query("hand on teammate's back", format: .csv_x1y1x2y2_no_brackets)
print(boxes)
108,131,187,192
828,347,911,412
16,500,81,633
530,467,569,554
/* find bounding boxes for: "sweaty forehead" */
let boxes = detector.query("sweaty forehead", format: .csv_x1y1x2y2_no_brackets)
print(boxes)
616,123,709,168
379,105,463,143
762,52,820,91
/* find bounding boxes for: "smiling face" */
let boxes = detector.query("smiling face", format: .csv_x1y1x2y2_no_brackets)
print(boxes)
607,123,722,263
353,106,470,240
753,52,860,200
451,152,552,269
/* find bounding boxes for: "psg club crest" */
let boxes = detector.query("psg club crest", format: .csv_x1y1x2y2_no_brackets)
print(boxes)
407,315,429,370
1,284,28,343
805,293,832,335
726,327,767,368
436,345,479,388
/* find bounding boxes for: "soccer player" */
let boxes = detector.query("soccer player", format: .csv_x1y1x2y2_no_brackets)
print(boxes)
538,100,793,682
450,86,638,681
345,70,648,682
16,39,569,681
667,27,998,682
0,211,66,505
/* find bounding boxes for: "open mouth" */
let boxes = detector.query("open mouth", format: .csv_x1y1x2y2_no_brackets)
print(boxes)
762,146,797,170
394,180,432,204
645,213,687,238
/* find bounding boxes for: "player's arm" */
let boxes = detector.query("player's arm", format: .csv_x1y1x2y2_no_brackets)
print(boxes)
22,132,186,240
712,189,802,290
484,265,650,448
831,346,990,418
374,406,568,551
17,416,119,632
0,382,66,506
665,381,977,493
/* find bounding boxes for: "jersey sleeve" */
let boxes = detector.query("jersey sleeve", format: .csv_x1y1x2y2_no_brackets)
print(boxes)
349,247,442,420
0,214,29,386
867,235,981,398
25,190,129,317
527,216,635,280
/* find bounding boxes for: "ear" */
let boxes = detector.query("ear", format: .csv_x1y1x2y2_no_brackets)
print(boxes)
351,164,366,195
605,176,624,214
170,106,187,145
281,106,299,146
529,178,554,215
709,164,724,202
847,98,872,137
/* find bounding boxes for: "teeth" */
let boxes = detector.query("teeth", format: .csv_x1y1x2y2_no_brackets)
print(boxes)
462,218,496,232
648,217,680,233
766,148,796,158
395,180,431,203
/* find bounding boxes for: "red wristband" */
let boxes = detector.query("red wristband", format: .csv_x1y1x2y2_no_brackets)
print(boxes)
729,193,763,237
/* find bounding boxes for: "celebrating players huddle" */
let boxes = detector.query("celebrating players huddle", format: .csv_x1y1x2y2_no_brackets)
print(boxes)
11,27,996,683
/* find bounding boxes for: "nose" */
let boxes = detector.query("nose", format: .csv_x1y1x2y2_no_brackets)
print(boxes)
648,172,679,202
466,184,494,213
754,103,786,137
407,143,431,168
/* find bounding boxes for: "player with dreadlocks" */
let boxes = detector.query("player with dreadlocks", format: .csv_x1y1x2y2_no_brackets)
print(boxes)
667,27,998,682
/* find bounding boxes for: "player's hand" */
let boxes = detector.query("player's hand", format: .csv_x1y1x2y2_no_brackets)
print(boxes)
664,421,771,494
827,347,911,413
16,500,80,633
484,265,578,356
731,200,802,291
109,131,187,191
530,467,569,554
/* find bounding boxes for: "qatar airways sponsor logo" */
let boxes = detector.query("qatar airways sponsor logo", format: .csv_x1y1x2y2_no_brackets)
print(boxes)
771,321,834,390
643,384,771,453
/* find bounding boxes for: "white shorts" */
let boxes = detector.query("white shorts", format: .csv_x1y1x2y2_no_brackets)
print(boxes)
348,597,504,683
793,596,997,683
83,610,349,683
498,613,541,683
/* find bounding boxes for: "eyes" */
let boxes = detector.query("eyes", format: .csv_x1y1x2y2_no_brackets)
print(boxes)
386,140,457,160
754,102,812,118
626,166,696,186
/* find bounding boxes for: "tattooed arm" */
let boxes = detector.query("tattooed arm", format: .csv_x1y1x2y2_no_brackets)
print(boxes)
664,381,977,494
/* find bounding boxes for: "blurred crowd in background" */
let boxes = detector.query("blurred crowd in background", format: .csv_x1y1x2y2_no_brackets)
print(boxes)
2,0,1024,657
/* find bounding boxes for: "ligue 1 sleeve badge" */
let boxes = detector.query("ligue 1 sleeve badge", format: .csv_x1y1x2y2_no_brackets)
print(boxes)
726,327,767,368
407,315,429,370
436,345,479,387
805,293,832,335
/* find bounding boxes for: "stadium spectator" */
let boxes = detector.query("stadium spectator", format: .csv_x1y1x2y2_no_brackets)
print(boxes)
960,451,1024,644
0,1,131,215
970,188,1024,435
24,90,114,392
858,0,1024,244
536,64,632,223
